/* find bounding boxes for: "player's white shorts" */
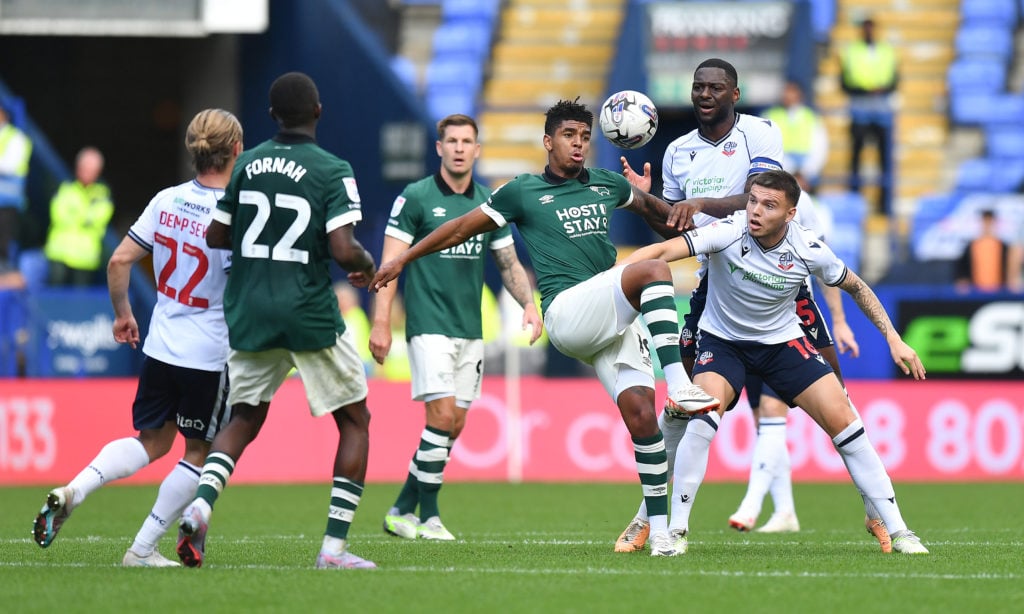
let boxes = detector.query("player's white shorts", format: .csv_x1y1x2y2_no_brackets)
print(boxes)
226,328,368,417
408,334,484,408
544,266,655,399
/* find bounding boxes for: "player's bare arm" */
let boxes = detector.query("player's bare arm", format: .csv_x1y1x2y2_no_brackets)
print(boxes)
493,244,543,344
838,270,926,380
369,235,409,364
106,236,148,349
206,219,231,249
821,283,860,357
372,207,498,291
625,185,680,240
329,224,376,288
619,233,695,266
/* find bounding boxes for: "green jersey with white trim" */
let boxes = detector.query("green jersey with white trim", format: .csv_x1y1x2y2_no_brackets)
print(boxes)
480,167,632,313
214,134,362,352
386,173,511,340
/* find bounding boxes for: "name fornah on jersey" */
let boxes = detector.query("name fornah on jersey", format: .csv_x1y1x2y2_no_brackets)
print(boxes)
243,156,308,182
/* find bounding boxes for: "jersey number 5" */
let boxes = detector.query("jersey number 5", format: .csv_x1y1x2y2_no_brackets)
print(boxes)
238,190,311,264
154,233,210,308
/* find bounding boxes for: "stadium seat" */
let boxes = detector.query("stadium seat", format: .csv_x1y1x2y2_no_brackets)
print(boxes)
911,193,960,235
425,56,484,92
954,25,1014,60
442,0,501,22
948,92,1024,125
947,59,1007,94
817,191,868,225
389,55,418,94
986,126,1024,159
955,158,1024,193
426,87,476,123
960,0,1019,25
432,21,492,57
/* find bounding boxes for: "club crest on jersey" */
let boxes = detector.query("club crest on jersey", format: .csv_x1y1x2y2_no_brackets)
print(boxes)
722,141,738,157
696,351,714,366
539,194,555,205
432,206,446,217
590,186,610,196
680,328,694,347
778,252,795,271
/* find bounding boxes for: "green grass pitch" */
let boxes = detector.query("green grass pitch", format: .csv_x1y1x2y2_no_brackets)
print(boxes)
1,482,1021,613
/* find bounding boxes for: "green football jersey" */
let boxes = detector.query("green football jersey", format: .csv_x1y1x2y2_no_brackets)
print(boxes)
386,173,511,340
481,167,632,313
214,134,362,352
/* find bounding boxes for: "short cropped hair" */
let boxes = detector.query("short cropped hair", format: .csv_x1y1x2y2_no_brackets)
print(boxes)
269,72,320,128
437,114,478,140
186,109,243,174
751,170,802,208
544,98,593,136
696,58,739,87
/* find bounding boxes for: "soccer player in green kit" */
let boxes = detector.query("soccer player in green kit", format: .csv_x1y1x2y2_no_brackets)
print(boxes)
178,72,378,569
372,99,719,557
372,114,542,541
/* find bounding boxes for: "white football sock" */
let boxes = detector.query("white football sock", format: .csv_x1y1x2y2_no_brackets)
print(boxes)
67,437,150,507
129,460,201,555
669,411,720,532
833,420,907,534
735,417,786,518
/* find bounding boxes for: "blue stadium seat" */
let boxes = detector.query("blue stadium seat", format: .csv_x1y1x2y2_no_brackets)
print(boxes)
956,158,1024,192
389,55,418,94
442,0,501,21
817,191,868,225
986,126,1024,159
432,21,492,57
425,56,484,92
947,59,1007,94
954,25,1014,59
960,0,1019,25
949,92,1024,125
911,193,960,234
426,87,476,123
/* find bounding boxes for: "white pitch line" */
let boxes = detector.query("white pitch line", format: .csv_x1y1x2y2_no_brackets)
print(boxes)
0,559,1020,581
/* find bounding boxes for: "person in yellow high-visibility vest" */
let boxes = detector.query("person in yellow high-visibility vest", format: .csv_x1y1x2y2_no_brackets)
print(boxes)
0,99,32,273
762,80,828,194
840,16,899,216
44,147,114,286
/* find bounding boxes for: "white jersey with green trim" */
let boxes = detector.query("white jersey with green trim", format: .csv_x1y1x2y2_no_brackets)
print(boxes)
682,211,848,344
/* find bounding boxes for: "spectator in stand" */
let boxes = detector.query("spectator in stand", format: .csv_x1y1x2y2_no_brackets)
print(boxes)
955,209,1011,293
1010,216,1024,293
0,98,33,274
762,80,828,194
44,147,114,286
840,16,898,216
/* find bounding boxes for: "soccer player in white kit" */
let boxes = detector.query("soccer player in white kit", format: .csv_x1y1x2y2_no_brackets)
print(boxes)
622,170,930,555
32,109,241,566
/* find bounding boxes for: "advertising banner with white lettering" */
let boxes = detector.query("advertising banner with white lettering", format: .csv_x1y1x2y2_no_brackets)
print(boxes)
25,289,138,377
645,1,794,107
3,378,1022,484
899,298,1024,380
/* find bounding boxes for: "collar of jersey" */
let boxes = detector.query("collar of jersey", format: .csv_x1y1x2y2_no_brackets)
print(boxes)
542,165,590,185
433,172,474,196
272,132,316,145
696,112,740,147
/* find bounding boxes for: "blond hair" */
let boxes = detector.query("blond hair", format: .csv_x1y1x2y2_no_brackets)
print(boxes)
186,109,243,174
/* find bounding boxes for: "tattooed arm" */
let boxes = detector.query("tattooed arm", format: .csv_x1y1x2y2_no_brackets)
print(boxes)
837,269,926,380
493,244,543,345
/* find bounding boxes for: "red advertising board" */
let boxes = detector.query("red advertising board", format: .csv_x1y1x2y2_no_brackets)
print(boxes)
2,377,1022,484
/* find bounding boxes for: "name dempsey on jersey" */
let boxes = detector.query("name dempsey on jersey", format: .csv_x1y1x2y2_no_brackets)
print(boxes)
556,203,608,235
158,210,208,239
243,157,308,182
727,261,786,291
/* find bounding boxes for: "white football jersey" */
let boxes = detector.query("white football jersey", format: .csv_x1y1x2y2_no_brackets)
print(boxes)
682,211,848,344
661,112,784,228
127,179,231,371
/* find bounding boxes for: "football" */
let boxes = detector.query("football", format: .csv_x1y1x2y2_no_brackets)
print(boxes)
598,90,659,150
